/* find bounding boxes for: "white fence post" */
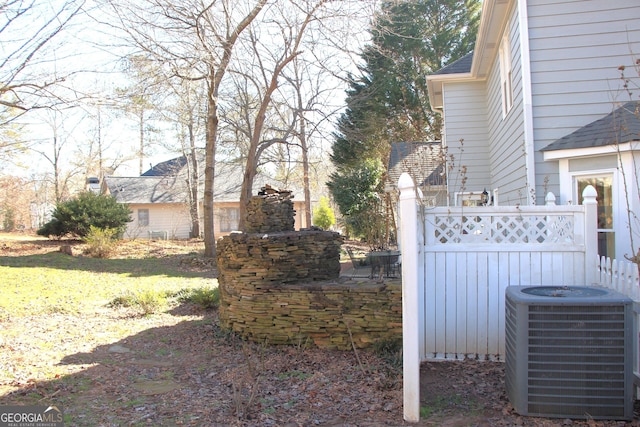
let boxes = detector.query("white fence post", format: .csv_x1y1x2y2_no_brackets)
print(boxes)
545,192,556,206
398,172,420,423
582,185,598,286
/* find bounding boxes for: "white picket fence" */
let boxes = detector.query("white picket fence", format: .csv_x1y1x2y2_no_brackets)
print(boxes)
598,255,640,300
396,173,640,421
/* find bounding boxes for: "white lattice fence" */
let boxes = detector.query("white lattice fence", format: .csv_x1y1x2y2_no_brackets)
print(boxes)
398,175,602,421
431,209,579,245
421,205,591,360
595,256,640,394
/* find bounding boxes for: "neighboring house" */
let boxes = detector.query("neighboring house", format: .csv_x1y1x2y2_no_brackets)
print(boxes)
102,157,311,240
102,174,191,239
86,177,100,193
425,0,640,260
386,141,447,206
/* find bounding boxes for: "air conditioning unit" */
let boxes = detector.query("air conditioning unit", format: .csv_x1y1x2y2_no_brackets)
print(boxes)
505,286,633,420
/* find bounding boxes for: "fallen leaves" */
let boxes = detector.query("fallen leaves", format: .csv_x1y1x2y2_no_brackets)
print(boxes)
1,235,639,426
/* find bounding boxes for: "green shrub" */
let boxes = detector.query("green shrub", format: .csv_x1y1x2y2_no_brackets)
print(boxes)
176,286,219,309
136,290,167,315
37,191,131,239
327,158,386,244
312,196,336,230
108,289,167,315
107,291,138,308
83,226,118,258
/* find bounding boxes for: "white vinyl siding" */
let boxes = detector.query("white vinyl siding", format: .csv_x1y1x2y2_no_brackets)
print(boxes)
125,203,192,239
441,81,490,204
527,0,640,202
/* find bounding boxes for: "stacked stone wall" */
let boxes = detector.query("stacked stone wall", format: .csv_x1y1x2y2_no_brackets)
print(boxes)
217,187,401,350
218,280,402,350
217,229,342,284
244,188,295,233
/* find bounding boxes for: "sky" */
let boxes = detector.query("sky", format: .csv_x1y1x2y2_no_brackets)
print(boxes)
8,0,174,178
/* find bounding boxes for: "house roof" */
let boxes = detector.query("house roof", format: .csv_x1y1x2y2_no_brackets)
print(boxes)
431,52,473,76
104,156,306,204
386,142,445,190
104,176,189,204
425,0,514,109
141,156,188,176
542,101,640,152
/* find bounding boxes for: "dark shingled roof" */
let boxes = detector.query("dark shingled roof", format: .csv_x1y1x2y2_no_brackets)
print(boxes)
387,142,445,189
104,157,306,204
542,101,640,151
141,156,188,176
105,176,189,204
431,52,474,76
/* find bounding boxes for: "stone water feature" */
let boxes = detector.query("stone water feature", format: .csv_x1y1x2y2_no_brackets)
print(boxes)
217,186,402,350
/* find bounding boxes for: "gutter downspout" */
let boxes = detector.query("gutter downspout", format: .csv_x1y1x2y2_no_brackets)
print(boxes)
518,0,536,205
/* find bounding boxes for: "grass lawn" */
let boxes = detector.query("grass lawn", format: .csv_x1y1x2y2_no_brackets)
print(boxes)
0,237,214,318
0,234,216,406
0,234,411,427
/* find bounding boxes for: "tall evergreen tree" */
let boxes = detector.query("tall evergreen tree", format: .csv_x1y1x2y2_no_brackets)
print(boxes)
328,0,480,241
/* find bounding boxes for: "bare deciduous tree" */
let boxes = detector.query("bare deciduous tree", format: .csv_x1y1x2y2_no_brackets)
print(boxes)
33,110,84,203
0,0,85,122
235,0,339,230
165,77,207,238
102,0,268,257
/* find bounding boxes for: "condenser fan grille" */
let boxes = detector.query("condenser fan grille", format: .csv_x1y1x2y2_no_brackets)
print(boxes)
505,286,632,420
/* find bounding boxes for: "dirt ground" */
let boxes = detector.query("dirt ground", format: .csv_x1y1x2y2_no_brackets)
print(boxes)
1,236,639,426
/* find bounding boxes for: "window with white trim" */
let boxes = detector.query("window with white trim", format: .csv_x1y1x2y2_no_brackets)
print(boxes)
138,209,149,226
575,175,614,259
220,207,239,232
499,33,513,117
454,190,495,207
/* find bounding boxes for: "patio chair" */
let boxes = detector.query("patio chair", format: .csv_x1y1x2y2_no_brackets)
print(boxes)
390,254,401,278
346,248,370,278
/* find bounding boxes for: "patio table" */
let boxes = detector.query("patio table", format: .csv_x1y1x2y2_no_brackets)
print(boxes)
366,250,401,278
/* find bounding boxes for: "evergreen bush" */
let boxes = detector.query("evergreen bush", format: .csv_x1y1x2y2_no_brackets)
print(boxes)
312,196,336,230
37,192,131,238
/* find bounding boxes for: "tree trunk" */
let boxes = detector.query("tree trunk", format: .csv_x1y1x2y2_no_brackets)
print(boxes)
138,109,144,175
238,142,258,232
203,70,218,258
187,119,200,238
296,84,312,229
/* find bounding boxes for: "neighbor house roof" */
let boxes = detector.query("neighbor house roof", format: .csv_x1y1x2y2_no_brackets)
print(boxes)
386,142,445,191
104,156,306,204
141,156,188,176
104,176,189,204
542,101,640,152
